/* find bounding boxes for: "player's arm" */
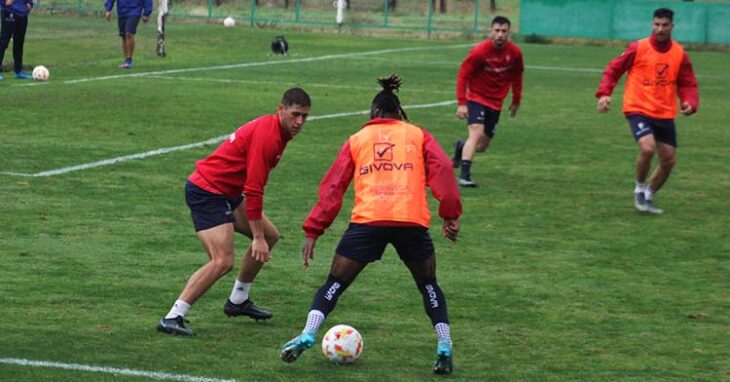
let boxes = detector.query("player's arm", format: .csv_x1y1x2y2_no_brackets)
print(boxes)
103,0,114,20
455,44,485,119
243,131,279,263
509,50,524,118
142,0,153,22
302,140,355,267
422,131,462,242
677,53,699,115
596,42,637,113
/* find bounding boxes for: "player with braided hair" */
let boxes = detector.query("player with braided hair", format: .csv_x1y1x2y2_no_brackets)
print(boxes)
280,74,462,374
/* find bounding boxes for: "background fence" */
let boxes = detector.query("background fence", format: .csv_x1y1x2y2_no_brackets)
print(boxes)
521,0,730,44
35,0,517,38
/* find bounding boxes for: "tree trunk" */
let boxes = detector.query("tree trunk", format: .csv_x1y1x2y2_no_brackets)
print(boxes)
439,0,447,13
284,0,289,8
388,0,396,11
490,0,497,12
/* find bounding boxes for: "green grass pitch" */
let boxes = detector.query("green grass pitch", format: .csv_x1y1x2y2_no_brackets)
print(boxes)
0,14,728,382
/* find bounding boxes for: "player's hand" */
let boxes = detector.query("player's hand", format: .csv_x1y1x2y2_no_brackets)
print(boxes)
301,237,317,268
680,102,695,116
251,237,271,263
105,11,112,21
142,16,149,23
455,105,468,120
509,103,519,118
597,96,611,113
443,218,459,243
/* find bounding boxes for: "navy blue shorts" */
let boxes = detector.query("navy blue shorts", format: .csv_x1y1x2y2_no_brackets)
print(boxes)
185,181,244,232
117,15,141,36
627,114,677,147
335,223,435,263
467,101,501,138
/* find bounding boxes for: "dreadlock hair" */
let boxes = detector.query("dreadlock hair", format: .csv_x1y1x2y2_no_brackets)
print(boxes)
370,74,408,121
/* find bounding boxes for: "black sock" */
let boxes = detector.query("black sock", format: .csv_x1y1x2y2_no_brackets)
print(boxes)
460,160,472,180
310,274,350,317
417,278,449,326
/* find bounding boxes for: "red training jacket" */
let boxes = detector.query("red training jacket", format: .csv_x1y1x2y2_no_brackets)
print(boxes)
456,39,524,110
188,114,292,221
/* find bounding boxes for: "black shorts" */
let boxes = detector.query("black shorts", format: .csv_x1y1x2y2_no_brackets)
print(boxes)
117,14,141,36
466,100,501,138
335,223,435,263
185,181,244,232
627,114,677,147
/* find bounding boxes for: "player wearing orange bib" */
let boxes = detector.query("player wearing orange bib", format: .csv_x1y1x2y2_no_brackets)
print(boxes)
596,8,699,214
280,75,462,375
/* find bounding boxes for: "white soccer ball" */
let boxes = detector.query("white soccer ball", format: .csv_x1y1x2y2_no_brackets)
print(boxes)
223,16,236,27
32,65,49,81
321,324,363,364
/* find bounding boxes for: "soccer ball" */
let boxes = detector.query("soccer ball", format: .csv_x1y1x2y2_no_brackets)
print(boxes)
32,65,49,81
223,16,236,27
321,324,363,364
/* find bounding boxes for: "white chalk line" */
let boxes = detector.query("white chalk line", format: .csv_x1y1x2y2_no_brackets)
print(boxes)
13,43,475,87
0,100,455,178
146,75,454,95
0,357,237,382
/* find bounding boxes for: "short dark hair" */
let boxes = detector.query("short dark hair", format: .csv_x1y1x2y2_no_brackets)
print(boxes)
370,74,408,120
653,8,674,21
281,87,311,107
491,16,511,27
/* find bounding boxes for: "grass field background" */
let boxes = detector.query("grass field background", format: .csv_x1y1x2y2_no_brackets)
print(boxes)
1,13,728,382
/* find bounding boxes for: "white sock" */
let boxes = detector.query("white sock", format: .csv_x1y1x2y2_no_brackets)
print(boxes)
634,181,647,194
165,299,191,319
303,310,325,334
229,279,251,304
434,322,452,345
645,188,655,201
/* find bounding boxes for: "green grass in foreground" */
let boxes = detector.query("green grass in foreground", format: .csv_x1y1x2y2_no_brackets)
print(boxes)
0,14,728,382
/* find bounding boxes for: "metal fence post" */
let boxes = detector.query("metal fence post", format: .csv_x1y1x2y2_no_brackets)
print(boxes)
250,0,256,27
383,0,389,27
427,0,434,38
295,0,301,23
472,0,479,34
207,0,212,19
77,0,82,15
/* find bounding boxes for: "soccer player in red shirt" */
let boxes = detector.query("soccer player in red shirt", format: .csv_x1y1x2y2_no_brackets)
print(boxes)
452,16,524,187
596,8,698,214
279,75,461,374
157,88,311,336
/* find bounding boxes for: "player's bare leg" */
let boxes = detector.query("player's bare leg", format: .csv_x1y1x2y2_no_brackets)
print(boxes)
223,204,279,320
157,223,236,336
459,123,490,187
644,141,676,214
634,135,656,212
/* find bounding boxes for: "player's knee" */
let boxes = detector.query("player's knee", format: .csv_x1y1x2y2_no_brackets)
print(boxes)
661,156,676,170
638,145,654,158
211,256,235,275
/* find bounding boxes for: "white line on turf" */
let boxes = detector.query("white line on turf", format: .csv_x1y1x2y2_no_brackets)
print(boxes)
13,44,475,87
146,75,453,95
0,358,237,382
0,100,456,177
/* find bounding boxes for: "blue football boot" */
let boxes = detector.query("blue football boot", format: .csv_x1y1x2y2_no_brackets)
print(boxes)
14,71,32,79
433,342,453,375
280,331,316,363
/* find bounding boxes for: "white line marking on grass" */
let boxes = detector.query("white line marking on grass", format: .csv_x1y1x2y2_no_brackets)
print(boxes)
0,100,456,177
147,75,453,95
0,358,237,382
13,44,474,87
